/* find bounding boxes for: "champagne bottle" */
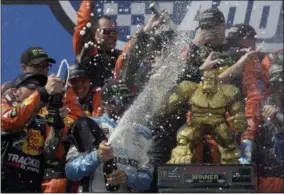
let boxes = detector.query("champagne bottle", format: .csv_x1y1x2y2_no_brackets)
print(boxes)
70,115,120,191
46,93,64,129
149,2,177,30
103,158,120,191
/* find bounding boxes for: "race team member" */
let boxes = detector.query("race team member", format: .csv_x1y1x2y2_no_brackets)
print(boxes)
219,27,282,164
199,24,262,163
179,8,228,163
253,55,284,192
184,10,263,164
1,46,84,192
64,63,102,118
1,46,56,95
65,80,153,192
63,63,103,192
114,12,175,94
1,73,63,192
73,0,121,87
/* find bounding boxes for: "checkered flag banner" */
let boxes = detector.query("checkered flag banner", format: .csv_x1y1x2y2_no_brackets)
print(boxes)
92,1,189,42
58,0,282,51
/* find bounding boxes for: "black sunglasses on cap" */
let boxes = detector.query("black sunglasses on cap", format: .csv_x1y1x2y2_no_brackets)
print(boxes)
18,82,41,90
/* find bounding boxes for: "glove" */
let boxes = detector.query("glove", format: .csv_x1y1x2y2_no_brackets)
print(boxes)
238,139,254,164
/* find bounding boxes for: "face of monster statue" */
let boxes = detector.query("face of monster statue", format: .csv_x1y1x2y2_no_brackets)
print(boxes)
202,70,218,95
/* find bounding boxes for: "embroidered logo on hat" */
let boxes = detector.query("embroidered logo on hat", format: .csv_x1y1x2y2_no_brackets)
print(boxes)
31,49,47,56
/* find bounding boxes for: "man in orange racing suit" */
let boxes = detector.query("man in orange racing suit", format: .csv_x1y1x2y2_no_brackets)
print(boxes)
217,26,280,164
253,50,284,192
63,63,103,192
1,73,64,192
73,0,121,87
42,65,99,192
64,63,102,118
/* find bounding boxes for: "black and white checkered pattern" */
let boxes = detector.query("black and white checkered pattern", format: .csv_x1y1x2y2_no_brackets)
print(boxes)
94,1,183,42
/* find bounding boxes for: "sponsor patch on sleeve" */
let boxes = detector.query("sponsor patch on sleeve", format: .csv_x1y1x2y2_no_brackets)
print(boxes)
10,107,18,118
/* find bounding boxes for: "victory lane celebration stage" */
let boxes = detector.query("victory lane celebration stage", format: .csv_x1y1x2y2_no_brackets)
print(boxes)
157,164,255,193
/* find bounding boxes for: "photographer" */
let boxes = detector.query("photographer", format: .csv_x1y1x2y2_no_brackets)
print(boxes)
65,80,153,192
1,73,64,192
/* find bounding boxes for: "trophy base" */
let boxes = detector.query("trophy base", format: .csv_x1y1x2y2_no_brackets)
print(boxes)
159,187,255,193
157,164,255,193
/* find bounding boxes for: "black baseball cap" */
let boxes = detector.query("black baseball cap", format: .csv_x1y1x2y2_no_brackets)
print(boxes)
101,80,133,104
198,8,225,29
12,73,47,88
21,47,56,66
68,63,89,80
227,24,257,40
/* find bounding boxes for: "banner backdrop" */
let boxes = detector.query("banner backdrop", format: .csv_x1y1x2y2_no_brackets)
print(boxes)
2,0,283,82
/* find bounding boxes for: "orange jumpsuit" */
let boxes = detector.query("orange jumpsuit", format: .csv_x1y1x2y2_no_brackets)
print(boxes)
73,0,97,56
73,0,120,87
1,91,74,192
42,87,102,192
1,88,83,193
64,87,102,117
255,49,284,193
60,87,102,193
114,39,136,80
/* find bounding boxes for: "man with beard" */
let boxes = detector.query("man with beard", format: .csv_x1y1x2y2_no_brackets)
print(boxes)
73,0,121,87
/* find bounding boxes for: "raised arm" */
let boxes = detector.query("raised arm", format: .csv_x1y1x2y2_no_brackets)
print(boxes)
73,0,93,55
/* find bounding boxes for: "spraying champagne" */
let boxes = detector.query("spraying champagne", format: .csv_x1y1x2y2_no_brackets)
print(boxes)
148,2,177,30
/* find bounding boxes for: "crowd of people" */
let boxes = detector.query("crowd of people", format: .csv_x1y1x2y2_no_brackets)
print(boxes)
1,0,283,193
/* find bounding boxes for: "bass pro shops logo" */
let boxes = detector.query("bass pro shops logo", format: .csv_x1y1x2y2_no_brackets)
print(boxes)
3,0,283,51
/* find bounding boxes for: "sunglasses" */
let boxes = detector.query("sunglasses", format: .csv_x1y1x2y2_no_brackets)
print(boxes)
100,28,117,35
29,63,52,70
18,82,41,90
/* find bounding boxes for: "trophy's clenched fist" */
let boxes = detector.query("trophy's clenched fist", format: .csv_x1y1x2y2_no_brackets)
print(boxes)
167,145,192,164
